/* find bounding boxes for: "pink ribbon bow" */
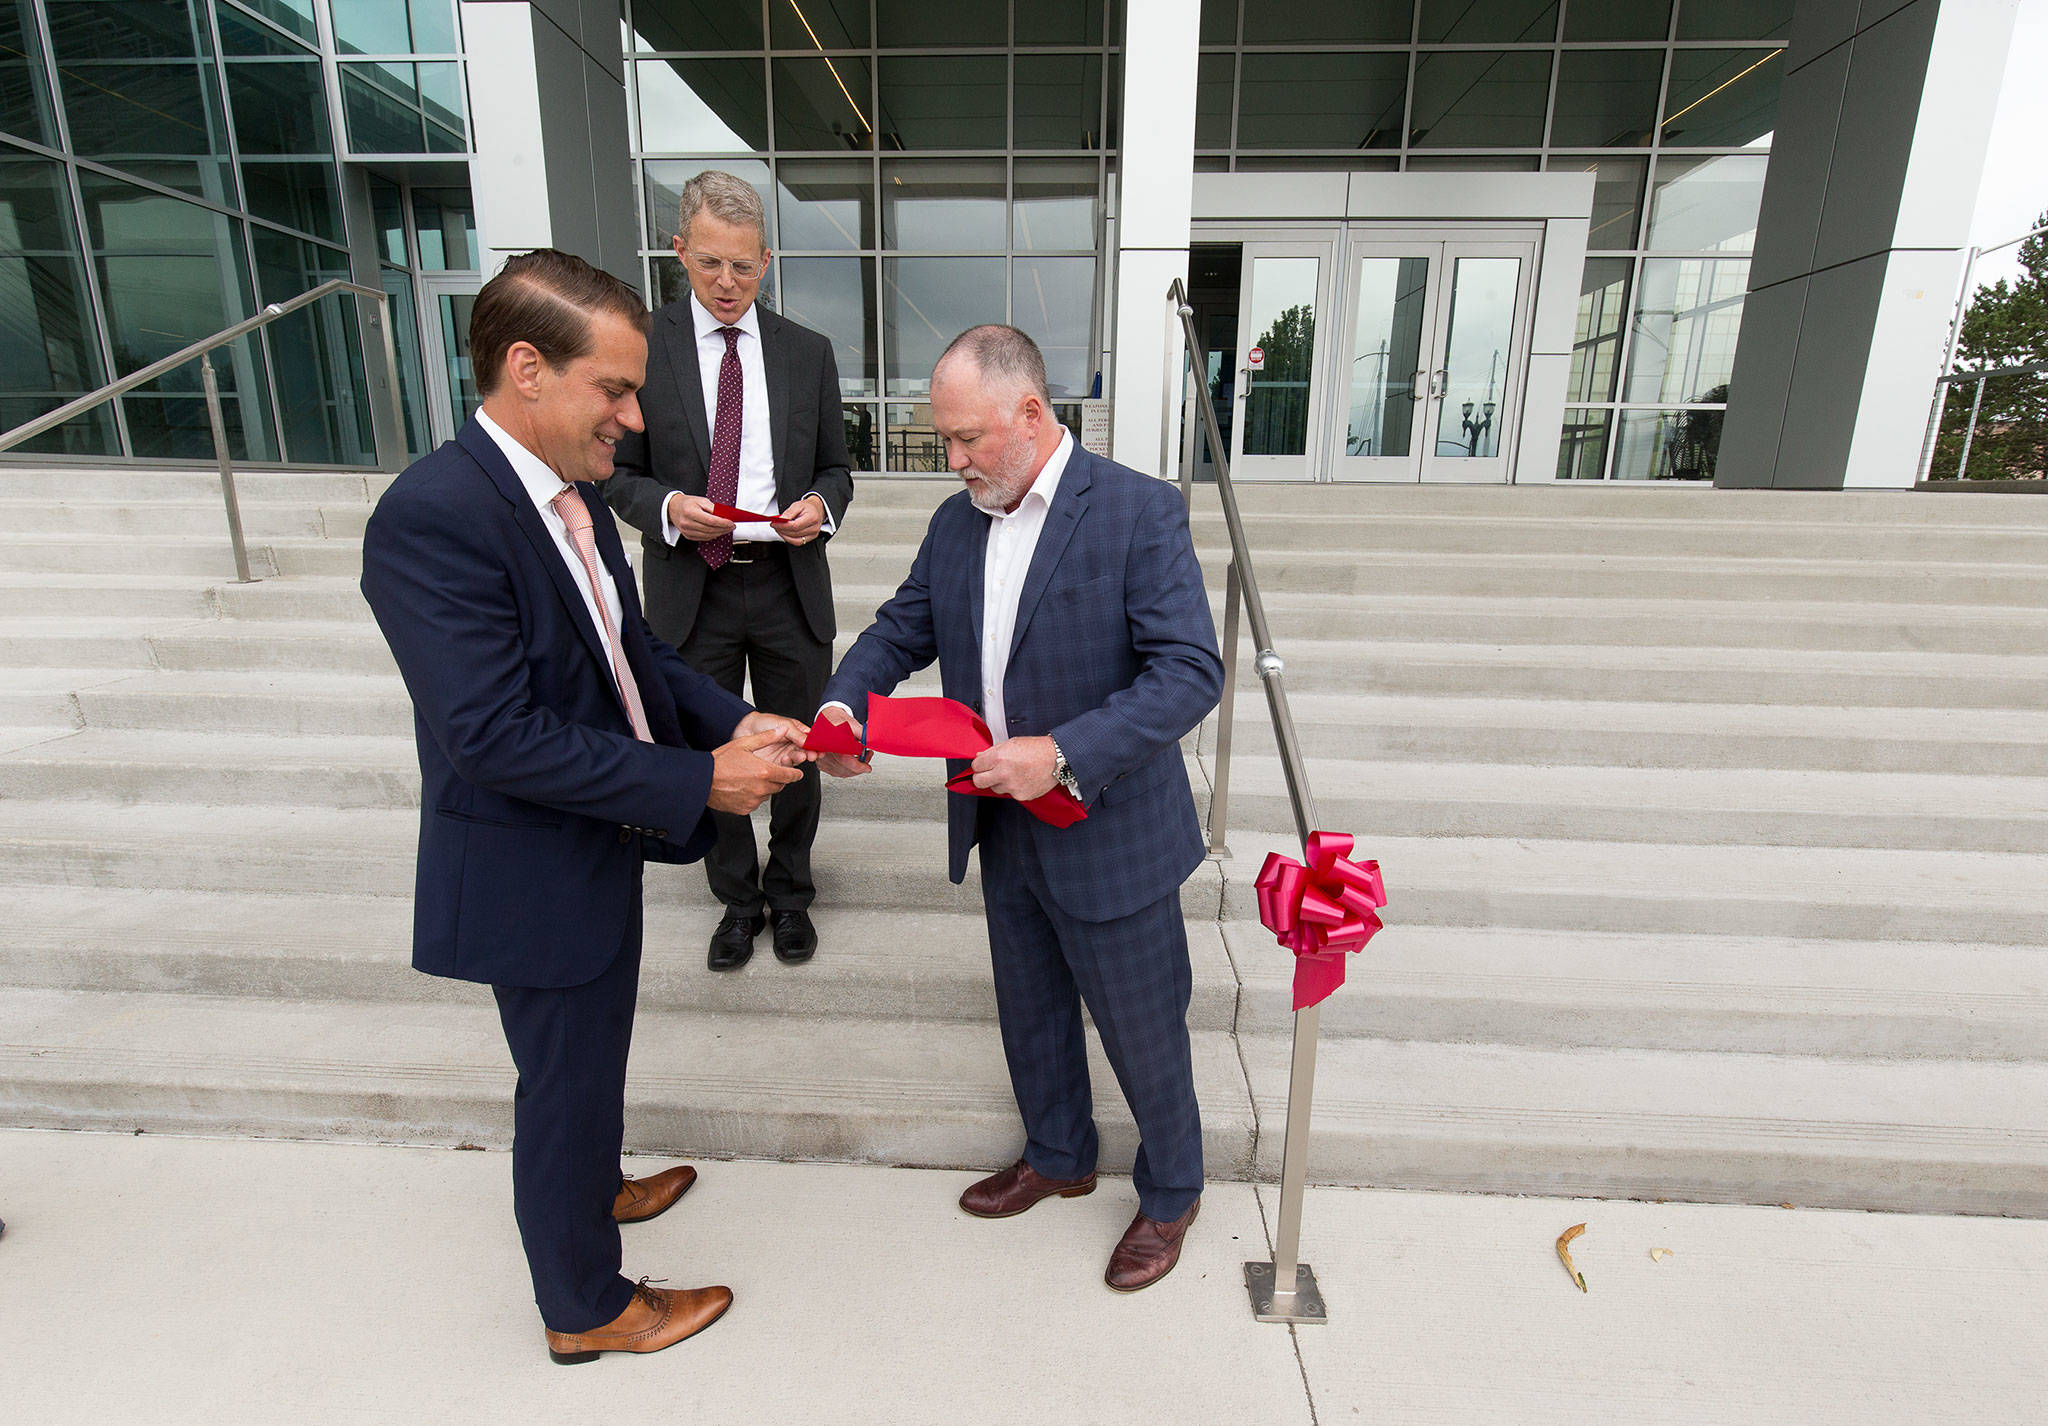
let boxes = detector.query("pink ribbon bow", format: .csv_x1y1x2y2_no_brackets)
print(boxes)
1254,831,1386,1010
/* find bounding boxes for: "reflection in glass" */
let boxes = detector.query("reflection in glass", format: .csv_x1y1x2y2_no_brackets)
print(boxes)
1434,257,1519,459
340,61,466,153
437,291,479,427
242,162,343,244
1245,1,1412,42
779,257,878,397
1564,0,1670,40
1013,161,1097,251
332,0,457,54
1,1,55,144
50,0,235,201
413,188,478,270
379,266,430,456
884,400,943,471
0,157,115,454
1556,408,1611,479
841,403,879,472
1241,256,1318,457
879,56,1006,150
227,56,331,154
371,177,407,264
1625,257,1745,406
1547,155,1646,251
876,0,1004,47
771,0,867,49
882,161,1005,250
1014,54,1103,149
1013,258,1096,397
1662,49,1782,148
637,60,768,151
244,0,317,44
1195,53,1233,149
1237,52,1405,150
624,0,761,51
1200,0,1236,45
883,256,1005,397
1410,51,1550,148
1677,0,1792,41
1419,0,1557,43
1550,50,1662,148
647,160,771,248
1647,154,1765,252
1017,0,1106,45
774,160,869,250
1614,407,1721,479
1344,256,1428,459
253,229,373,464
771,56,874,150
1567,258,1630,404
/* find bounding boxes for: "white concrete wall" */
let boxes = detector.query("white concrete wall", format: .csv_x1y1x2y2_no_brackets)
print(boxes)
461,2,549,276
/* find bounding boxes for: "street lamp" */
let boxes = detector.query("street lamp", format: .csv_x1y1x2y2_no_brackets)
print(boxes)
1461,398,1494,455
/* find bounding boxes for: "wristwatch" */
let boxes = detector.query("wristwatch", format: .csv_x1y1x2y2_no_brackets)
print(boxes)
1049,737,1081,799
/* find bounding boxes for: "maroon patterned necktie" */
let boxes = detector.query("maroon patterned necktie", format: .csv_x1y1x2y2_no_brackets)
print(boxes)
699,325,744,569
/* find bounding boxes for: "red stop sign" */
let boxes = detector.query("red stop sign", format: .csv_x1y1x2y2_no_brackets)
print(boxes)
1247,346,1265,368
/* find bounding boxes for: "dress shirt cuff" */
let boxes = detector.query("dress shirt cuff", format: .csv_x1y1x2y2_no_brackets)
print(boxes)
803,492,838,536
817,700,857,725
660,491,686,547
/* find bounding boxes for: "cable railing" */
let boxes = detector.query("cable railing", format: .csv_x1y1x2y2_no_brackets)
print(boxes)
1167,278,1329,1326
0,280,408,583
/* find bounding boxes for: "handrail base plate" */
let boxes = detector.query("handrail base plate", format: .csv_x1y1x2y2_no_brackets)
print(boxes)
1245,1260,1327,1324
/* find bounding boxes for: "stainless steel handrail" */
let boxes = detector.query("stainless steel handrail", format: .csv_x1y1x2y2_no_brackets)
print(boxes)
0,279,408,582
1167,278,1330,1326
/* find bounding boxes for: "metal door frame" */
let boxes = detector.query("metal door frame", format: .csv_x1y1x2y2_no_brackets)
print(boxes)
417,270,483,443
1193,224,1342,482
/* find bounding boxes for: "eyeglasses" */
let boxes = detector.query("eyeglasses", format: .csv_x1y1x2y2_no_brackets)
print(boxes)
683,252,765,281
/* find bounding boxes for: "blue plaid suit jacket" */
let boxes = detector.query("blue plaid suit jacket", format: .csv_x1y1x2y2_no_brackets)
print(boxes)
824,446,1224,923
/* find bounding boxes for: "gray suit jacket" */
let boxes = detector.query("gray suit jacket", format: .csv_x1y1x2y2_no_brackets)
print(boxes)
604,300,854,645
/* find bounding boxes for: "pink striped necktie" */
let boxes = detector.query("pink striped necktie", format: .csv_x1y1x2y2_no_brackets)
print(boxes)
549,484,653,743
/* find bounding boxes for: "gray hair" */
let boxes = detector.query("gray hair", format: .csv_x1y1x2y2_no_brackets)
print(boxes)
677,170,768,249
935,324,1052,406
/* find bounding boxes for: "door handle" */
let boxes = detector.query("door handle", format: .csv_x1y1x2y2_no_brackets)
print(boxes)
1410,370,1429,401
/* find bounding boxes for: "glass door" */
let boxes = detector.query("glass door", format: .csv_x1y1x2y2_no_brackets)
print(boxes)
1229,237,1336,480
1420,243,1532,483
417,271,481,443
1332,245,1437,480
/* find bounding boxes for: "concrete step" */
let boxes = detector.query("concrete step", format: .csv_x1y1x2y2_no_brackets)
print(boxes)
0,885,1240,1032
1225,923,2048,1061
0,534,278,578
0,616,194,668
0,574,221,621
0,466,377,502
1197,693,2048,777
1237,1032,2048,1215
1,499,332,540
0,987,1258,1178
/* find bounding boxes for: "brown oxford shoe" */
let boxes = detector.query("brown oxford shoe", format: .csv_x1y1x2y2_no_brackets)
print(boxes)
1104,1200,1200,1292
544,1279,732,1364
959,1158,1097,1219
613,1165,697,1224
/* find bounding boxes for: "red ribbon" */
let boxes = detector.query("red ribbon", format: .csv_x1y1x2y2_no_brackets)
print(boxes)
706,501,789,525
803,693,1088,827
1254,831,1386,1010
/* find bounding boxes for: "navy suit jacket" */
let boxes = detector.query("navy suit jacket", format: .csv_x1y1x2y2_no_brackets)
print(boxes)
361,418,753,989
822,446,1224,924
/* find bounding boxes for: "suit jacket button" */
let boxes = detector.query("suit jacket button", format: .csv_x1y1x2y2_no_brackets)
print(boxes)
619,828,633,843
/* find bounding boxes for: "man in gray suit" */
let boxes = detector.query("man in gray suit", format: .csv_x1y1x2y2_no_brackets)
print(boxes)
606,170,855,971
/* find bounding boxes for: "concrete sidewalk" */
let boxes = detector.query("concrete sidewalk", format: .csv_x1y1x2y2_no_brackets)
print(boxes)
0,1129,2041,1425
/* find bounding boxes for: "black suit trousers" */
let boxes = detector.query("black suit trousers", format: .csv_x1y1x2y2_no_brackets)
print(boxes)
681,544,830,911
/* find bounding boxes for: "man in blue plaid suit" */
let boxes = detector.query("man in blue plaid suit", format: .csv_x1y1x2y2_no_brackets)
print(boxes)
818,325,1224,1292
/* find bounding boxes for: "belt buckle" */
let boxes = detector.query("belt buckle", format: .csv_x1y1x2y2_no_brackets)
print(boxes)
726,545,756,565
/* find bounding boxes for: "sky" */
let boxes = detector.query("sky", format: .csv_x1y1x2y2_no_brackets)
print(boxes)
1967,0,2048,294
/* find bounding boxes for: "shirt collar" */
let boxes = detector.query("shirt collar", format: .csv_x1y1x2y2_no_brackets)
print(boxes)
690,293,761,343
994,428,1074,522
476,407,574,513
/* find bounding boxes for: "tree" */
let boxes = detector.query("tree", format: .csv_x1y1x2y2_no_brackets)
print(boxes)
1934,210,2048,480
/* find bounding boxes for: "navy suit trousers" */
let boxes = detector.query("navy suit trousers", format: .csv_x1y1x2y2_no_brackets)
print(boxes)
491,892,643,1334
977,801,1203,1221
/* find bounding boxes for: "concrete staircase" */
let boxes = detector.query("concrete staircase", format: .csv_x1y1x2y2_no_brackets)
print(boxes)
2,466,2045,1216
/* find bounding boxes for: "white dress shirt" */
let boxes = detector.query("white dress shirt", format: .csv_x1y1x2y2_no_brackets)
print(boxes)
475,408,629,696
659,294,836,547
978,429,1072,743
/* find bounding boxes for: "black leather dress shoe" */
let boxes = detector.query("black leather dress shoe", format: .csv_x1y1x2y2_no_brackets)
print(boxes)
707,909,765,971
770,908,817,964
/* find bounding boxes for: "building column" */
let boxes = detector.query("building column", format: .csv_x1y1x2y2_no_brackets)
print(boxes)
459,0,637,283
1718,0,2019,489
1106,0,1199,474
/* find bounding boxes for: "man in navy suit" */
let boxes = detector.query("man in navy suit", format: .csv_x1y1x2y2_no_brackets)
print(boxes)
361,249,810,1362
818,326,1224,1292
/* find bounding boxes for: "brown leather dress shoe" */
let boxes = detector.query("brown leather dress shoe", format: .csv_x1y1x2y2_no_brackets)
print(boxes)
613,1164,697,1224
544,1279,733,1364
959,1158,1097,1218
1104,1200,1200,1292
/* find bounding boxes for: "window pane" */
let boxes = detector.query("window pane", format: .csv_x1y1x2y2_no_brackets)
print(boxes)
1624,256,1746,404
244,0,318,45
1550,50,1662,148
884,400,944,471
772,56,875,150
412,187,477,270
370,176,407,264
242,161,343,243
1564,0,1671,40
1013,160,1099,251
1195,53,1233,149
220,9,314,55
773,160,868,250
1238,52,1406,150
1344,255,1429,459
1411,51,1551,148
1,0,56,144
1200,0,1236,45
637,59,768,151
227,57,332,154
1433,257,1518,459
418,61,464,150
342,63,426,152
1567,257,1630,402
253,228,373,464
880,56,1007,150
1013,257,1097,397
332,0,411,53
623,0,762,51
54,42,235,199
1015,53,1103,150
646,160,771,248
770,0,869,49
1556,408,1611,479
1662,48,1782,148
1613,407,1721,479
1548,154,1646,250
841,402,879,471
409,0,457,53
0,157,116,455
881,160,1005,250
780,257,877,398
1676,0,1792,42
1646,153,1765,252
1245,0,1412,42
883,256,1006,397
876,0,1004,47
1242,255,1318,456
1017,0,1106,46
1419,0,1556,43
